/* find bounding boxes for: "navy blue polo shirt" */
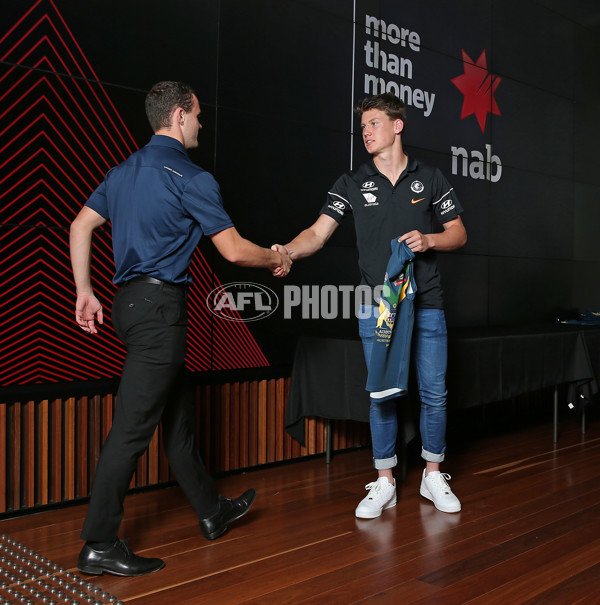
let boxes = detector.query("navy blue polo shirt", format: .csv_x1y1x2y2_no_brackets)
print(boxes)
321,157,462,308
86,134,233,285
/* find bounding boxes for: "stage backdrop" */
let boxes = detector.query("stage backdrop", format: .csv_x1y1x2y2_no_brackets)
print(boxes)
1,0,599,390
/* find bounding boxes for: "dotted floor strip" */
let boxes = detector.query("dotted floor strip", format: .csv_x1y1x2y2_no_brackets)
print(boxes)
0,535,124,605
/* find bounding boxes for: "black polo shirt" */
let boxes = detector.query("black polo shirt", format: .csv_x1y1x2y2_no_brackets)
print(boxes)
320,157,463,308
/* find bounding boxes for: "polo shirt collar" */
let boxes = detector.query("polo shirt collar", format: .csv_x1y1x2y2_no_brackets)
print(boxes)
365,155,419,178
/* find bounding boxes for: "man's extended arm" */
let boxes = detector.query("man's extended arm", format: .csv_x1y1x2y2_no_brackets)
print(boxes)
70,206,107,334
210,226,292,276
273,214,340,261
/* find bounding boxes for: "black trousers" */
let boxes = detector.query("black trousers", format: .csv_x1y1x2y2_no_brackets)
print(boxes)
81,280,218,542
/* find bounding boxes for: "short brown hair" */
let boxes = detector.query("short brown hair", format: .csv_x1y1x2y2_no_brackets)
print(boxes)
354,93,407,124
145,81,196,132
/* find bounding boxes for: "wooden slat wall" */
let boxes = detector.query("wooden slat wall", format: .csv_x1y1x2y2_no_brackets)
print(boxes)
0,378,370,515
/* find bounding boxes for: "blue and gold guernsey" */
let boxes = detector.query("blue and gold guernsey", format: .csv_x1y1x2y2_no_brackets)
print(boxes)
366,240,416,402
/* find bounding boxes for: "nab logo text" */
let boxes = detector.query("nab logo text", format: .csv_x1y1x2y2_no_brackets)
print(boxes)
451,143,502,182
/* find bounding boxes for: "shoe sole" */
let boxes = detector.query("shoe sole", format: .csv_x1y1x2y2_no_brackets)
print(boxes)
205,490,258,540
355,496,397,519
78,560,165,577
420,486,461,513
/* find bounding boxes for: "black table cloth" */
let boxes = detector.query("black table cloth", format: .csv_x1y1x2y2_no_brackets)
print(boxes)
286,324,600,446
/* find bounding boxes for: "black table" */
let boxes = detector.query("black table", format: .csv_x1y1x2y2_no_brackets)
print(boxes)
286,324,600,458
286,336,369,448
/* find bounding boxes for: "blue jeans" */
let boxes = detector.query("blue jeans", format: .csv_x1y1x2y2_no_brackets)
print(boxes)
358,306,448,469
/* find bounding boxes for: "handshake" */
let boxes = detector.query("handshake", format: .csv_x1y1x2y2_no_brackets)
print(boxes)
270,243,292,278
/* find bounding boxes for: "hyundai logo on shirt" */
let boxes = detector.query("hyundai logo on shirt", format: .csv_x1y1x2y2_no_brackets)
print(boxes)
362,181,378,192
440,199,455,215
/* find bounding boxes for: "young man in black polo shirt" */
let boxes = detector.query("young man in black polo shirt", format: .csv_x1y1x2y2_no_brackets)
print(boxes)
275,93,466,518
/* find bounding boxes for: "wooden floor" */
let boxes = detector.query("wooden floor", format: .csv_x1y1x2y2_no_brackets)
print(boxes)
2,404,600,604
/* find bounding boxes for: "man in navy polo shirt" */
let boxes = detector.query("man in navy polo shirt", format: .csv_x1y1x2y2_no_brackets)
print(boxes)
70,81,291,576
275,93,466,519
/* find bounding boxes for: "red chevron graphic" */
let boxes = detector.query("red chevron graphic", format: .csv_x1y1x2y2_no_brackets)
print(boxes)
0,0,268,387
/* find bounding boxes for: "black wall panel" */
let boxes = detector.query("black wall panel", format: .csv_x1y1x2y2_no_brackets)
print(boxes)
213,108,351,245
491,78,573,176
437,254,490,327
380,0,492,58
1,0,599,391
488,257,573,325
56,0,220,102
218,0,353,131
492,0,575,97
573,261,600,312
574,183,600,262
487,166,574,260
573,28,600,185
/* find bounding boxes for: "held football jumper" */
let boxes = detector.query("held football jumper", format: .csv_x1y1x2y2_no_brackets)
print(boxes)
366,239,417,402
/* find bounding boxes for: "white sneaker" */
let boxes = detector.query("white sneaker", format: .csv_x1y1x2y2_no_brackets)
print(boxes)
420,470,461,513
355,477,397,519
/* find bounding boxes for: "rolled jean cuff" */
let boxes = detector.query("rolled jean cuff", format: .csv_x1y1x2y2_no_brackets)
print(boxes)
374,454,397,470
421,447,445,463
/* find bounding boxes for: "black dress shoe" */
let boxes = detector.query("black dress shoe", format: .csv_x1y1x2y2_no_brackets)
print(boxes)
78,539,164,576
199,488,257,540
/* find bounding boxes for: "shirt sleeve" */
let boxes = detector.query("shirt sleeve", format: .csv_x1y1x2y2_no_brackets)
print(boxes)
431,168,463,224
182,171,234,235
85,178,110,220
319,174,353,223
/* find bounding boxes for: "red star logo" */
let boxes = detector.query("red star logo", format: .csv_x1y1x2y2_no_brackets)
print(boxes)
451,50,501,133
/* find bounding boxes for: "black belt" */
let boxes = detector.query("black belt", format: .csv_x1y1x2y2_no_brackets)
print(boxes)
126,275,187,291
